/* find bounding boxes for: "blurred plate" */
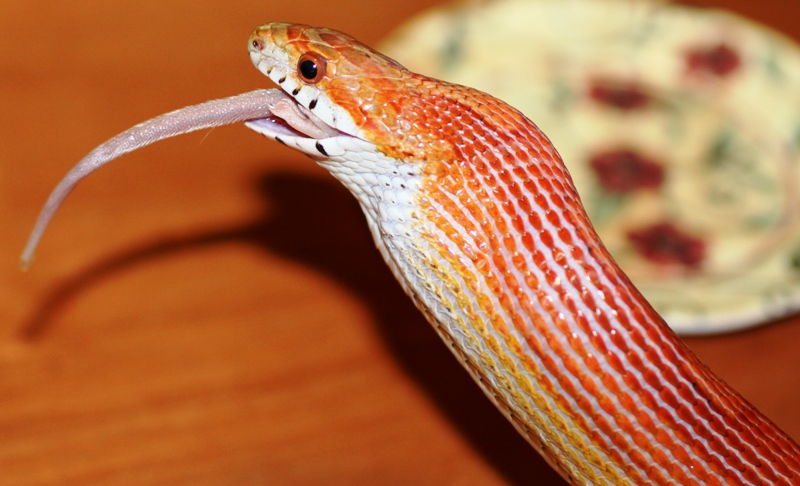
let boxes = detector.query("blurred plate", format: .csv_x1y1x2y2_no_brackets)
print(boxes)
380,0,800,334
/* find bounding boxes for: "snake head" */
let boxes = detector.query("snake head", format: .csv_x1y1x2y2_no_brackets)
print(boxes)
247,23,432,162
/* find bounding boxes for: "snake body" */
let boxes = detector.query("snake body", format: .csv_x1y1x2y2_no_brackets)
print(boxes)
23,23,800,485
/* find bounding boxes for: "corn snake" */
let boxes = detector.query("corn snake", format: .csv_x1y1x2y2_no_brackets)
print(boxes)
21,22,800,485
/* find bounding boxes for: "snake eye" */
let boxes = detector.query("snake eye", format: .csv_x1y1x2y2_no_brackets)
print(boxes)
297,52,327,84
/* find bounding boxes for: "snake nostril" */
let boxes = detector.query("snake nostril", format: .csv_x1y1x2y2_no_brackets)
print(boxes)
250,38,265,51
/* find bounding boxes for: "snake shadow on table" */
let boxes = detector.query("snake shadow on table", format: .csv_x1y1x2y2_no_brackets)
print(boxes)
21,168,568,486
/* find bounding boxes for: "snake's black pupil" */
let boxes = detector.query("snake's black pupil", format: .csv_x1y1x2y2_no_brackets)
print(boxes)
300,59,318,80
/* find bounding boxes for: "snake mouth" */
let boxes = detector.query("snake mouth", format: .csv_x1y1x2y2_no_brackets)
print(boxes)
244,89,342,142
245,115,312,138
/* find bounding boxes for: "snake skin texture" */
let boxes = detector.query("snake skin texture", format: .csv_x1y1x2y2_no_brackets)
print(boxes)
246,23,800,485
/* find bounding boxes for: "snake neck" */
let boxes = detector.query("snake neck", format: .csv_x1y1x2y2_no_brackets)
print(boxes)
317,78,800,484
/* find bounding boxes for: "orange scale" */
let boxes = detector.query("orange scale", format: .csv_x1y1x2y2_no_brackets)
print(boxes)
625,347,649,375
617,430,668,468
434,100,453,113
609,369,636,397
671,398,699,425
515,293,543,328
640,466,672,486
455,108,478,123
519,233,538,256
496,131,519,148
587,328,610,353
483,268,505,294
539,333,570,368
497,170,516,187
591,417,631,455
472,158,492,177
672,421,699,449
698,450,733,480
658,388,681,411
539,230,556,250
536,159,561,178
595,394,623,423
489,205,509,231
531,192,550,212
522,269,541,292
772,449,799,479
629,331,657,359
622,449,653,478
485,153,510,174
545,211,563,229
653,403,682,431
729,433,760,461
495,201,520,226
643,350,678,387
554,374,585,409
359,96,383,115
425,117,444,132
507,185,526,207
412,103,429,123
614,390,642,418
490,185,508,204
656,429,705,466
311,41,341,61
618,419,652,453
549,192,568,212
706,446,747,476
502,235,519,258
550,176,573,195
327,74,364,93
578,374,613,404
659,456,695,485
443,165,461,183
693,401,721,430
440,123,461,139
489,253,510,278
483,331,512,359
744,466,774,484
378,77,411,92
634,387,661,416
606,328,630,353
672,384,700,408
531,249,550,274
559,258,577,280
642,367,667,391
658,365,682,392
517,199,536,222
508,216,526,236
510,161,530,177
615,293,657,329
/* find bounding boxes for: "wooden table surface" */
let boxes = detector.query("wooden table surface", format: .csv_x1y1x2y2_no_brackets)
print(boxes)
2,1,799,484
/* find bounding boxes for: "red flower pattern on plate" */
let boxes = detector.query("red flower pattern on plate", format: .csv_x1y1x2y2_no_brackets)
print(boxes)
686,43,741,77
589,81,652,110
627,223,706,268
589,149,665,194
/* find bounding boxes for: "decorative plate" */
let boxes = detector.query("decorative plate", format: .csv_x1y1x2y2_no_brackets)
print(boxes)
380,0,800,334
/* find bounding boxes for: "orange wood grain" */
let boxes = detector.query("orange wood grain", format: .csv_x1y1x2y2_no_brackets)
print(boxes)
1,1,798,484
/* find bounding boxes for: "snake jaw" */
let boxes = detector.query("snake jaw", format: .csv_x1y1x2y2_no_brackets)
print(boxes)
244,62,358,158
244,116,347,159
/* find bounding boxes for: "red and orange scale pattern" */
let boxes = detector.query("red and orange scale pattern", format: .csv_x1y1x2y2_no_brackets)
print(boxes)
254,23,800,485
